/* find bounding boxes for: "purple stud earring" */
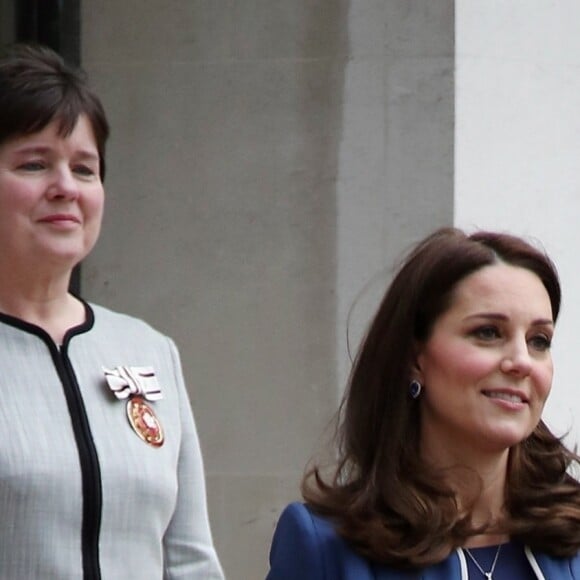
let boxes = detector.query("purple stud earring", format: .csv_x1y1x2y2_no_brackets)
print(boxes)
409,379,422,399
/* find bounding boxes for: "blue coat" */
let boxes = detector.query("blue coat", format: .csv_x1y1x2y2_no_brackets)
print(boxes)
266,502,580,580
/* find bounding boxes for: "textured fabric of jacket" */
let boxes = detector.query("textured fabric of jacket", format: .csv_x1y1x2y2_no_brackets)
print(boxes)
0,302,223,579
267,502,580,580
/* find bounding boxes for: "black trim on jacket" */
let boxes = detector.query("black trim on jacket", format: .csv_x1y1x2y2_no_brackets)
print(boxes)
0,303,103,580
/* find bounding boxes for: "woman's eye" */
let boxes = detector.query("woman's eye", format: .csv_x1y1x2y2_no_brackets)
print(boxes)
18,161,45,171
73,164,96,177
472,326,500,340
529,334,552,351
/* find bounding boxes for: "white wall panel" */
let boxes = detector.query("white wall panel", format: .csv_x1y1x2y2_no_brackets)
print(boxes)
455,1,580,444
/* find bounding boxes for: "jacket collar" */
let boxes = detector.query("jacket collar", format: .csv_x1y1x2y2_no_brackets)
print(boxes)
373,546,580,580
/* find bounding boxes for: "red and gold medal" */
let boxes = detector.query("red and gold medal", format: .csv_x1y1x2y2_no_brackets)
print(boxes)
126,396,164,447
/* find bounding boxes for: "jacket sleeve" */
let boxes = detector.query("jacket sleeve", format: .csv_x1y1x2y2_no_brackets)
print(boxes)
266,502,328,580
162,338,224,579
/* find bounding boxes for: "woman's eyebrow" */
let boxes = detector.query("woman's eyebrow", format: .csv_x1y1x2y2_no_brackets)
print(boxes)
462,312,554,326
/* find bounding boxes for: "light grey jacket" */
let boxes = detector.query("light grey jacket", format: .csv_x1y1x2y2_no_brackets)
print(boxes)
0,302,224,579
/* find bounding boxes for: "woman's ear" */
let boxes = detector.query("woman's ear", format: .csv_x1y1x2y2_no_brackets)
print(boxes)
410,341,424,383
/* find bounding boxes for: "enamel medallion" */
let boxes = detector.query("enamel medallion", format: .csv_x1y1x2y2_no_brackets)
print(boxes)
126,396,164,447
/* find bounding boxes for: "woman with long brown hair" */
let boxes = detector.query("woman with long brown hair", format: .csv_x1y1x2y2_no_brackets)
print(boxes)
267,227,580,579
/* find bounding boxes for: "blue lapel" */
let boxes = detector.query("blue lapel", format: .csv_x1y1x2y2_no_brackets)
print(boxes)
532,550,580,579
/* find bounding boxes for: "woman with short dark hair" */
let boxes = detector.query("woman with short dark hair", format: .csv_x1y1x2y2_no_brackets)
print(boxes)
0,44,223,579
267,227,580,579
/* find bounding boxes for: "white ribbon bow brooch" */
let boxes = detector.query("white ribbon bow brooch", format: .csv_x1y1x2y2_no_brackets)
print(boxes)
103,366,163,401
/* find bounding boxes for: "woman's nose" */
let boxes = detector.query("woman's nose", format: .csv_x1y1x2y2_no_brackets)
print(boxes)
46,166,80,200
500,337,532,377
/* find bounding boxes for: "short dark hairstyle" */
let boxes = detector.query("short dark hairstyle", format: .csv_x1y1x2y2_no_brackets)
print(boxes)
0,43,109,180
303,227,580,567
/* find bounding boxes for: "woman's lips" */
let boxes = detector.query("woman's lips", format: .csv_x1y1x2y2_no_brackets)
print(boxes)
39,213,81,224
481,389,529,406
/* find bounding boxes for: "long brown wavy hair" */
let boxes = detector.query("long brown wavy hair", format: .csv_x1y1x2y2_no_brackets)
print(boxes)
302,227,580,567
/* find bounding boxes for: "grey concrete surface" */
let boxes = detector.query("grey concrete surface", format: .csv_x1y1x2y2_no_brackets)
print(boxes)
80,2,454,578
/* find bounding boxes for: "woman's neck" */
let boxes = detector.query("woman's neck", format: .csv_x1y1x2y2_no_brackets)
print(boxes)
421,441,511,546
460,462,510,547
0,273,85,343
